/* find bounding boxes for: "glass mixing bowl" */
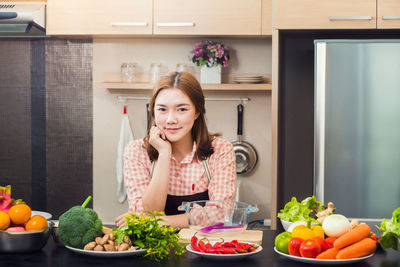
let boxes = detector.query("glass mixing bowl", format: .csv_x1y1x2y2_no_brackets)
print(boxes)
178,200,259,236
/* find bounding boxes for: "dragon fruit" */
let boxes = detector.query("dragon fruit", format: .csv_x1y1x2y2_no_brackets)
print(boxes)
0,185,24,213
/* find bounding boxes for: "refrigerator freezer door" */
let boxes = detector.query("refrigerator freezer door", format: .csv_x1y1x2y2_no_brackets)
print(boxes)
315,40,400,220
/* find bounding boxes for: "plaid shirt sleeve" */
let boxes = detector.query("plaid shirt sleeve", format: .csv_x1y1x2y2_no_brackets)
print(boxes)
123,139,151,214
208,137,237,201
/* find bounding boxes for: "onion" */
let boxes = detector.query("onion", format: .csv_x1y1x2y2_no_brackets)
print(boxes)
322,214,351,237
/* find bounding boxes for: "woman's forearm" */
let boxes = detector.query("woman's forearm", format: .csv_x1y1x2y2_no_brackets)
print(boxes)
161,213,189,228
141,151,171,212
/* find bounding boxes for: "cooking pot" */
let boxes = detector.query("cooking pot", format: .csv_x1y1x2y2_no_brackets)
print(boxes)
232,104,258,175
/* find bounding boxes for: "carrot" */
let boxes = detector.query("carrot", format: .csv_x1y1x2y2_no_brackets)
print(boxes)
316,247,339,259
334,223,371,249
336,238,376,259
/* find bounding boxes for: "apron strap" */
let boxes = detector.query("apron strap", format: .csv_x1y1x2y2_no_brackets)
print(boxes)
150,159,211,182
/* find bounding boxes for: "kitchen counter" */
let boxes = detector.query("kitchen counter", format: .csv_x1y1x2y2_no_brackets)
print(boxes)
0,230,399,267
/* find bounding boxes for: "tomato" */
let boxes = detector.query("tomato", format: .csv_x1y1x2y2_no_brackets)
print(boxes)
288,237,303,256
299,239,321,258
312,236,330,252
275,232,292,254
325,236,337,248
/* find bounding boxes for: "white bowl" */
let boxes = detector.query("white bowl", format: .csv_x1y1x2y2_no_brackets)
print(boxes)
280,219,292,231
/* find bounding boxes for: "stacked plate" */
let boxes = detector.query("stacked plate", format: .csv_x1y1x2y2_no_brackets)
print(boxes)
233,74,264,84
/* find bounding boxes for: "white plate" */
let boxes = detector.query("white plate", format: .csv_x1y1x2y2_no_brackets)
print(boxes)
31,211,52,220
186,241,262,260
65,245,147,258
274,247,374,265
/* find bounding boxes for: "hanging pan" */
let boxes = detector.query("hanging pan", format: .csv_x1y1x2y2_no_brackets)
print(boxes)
232,104,258,175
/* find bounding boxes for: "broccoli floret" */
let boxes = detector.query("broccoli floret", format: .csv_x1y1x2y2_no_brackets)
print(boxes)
57,196,103,249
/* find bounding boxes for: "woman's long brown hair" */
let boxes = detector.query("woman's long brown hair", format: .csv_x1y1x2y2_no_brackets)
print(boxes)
144,71,219,161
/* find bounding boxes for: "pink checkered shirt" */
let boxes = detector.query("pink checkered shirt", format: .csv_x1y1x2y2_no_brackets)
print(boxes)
124,137,237,214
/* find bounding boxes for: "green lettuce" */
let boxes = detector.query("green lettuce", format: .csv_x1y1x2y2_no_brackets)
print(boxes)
277,196,324,224
377,207,400,250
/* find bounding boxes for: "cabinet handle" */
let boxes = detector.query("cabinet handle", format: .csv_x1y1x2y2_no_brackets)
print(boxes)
382,16,400,20
329,16,372,21
156,22,195,27
110,22,148,26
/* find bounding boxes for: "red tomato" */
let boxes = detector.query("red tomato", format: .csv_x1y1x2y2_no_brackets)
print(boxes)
325,237,337,248
299,239,321,258
288,237,303,257
312,236,330,252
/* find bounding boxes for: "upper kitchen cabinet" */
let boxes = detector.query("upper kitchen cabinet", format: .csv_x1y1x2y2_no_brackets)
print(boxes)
46,0,152,35
262,0,272,35
153,0,261,35
274,0,376,29
378,0,400,28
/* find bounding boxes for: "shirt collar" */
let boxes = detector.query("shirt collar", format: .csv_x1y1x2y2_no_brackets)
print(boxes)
172,141,197,164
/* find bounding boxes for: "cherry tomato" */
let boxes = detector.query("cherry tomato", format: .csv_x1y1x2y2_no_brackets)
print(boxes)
312,236,330,252
299,239,321,258
288,237,303,257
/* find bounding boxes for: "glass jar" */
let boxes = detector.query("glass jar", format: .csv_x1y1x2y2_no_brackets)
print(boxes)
176,63,189,72
149,63,162,84
121,63,137,83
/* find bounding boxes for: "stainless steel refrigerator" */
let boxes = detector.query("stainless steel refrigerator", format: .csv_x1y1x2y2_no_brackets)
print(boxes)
314,40,400,228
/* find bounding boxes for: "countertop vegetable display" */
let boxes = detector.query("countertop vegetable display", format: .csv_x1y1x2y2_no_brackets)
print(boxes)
57,196,103,249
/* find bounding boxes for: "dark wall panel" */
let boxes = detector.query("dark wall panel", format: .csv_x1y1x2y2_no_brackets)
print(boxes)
45,39,93,218
0,40,32,203
0,38,92,218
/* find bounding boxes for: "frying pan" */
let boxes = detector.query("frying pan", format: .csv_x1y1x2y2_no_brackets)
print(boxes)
232,104,258,175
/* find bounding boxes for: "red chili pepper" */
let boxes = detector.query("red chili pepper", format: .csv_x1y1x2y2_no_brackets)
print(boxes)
198,240,207,252
205,243,212,249
213,242,222,249
191,235,200,252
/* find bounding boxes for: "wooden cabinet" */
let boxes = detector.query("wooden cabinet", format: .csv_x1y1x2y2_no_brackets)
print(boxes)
274,0,376,29
153,0,261,35
262,0,272,35
378,0,400,28
46,0,152,35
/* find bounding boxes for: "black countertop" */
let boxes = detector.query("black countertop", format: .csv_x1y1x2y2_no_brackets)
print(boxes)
1,230,399,267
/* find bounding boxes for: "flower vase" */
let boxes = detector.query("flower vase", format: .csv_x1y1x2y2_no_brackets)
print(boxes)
200,65,222,84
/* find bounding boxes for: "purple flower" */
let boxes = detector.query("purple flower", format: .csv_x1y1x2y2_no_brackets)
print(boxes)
189,40,230,68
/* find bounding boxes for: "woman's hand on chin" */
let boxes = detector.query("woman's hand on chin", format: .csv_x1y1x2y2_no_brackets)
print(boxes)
149,126,171,155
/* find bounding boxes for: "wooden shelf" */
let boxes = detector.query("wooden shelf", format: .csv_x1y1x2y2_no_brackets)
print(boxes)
96,82,272,91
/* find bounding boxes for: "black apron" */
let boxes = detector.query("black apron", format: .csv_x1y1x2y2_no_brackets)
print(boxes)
150,160,212,215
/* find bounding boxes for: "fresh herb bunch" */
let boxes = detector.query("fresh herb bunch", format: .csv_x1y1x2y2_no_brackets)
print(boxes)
377,207,400,250
113,211,185,261
190,40,230,68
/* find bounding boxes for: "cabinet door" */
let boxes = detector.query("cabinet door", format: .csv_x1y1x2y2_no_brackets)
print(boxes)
154,0,261,35
47,0,152,35
378,0,400,28
262,0,272,35
274,0,376,29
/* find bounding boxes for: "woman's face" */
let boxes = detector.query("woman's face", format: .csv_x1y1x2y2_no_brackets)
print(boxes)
154,88,199,143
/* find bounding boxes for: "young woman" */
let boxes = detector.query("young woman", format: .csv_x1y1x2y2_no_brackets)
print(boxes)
115,71,237,228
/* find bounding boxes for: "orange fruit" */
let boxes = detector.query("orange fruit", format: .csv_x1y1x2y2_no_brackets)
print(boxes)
0,211,10,230
8,204,31,225
25,215,48,231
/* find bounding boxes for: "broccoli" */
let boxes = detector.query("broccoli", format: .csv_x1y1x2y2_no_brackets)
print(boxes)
57,196,103,249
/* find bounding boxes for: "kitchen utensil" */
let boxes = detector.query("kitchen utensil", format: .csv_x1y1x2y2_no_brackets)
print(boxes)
232,104,258,175
179,228,264,245
0,221,53,252
199,222,244,234
178,200,259,236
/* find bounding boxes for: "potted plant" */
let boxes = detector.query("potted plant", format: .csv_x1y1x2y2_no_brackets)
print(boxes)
189,40,231,84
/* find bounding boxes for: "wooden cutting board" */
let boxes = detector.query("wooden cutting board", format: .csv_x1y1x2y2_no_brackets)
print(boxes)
178,228,263,245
